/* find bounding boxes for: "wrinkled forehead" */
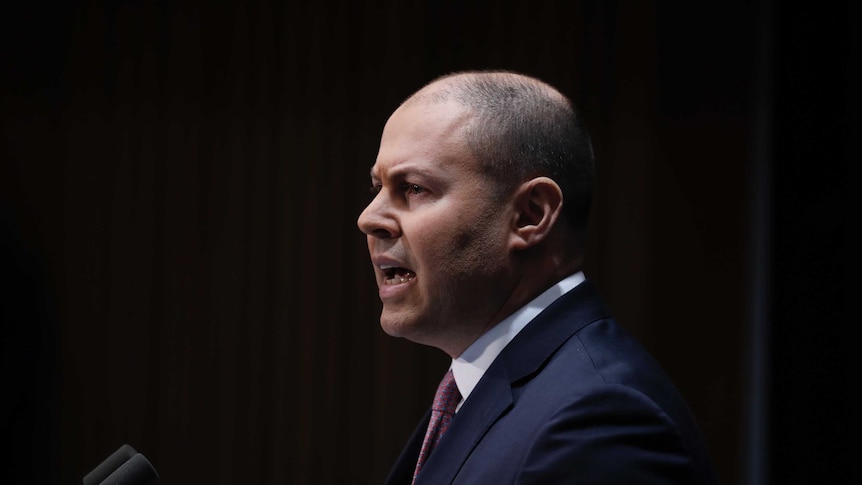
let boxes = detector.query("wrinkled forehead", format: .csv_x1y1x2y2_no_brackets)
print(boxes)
371,99,478,178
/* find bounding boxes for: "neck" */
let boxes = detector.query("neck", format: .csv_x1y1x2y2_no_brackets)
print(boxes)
439,231,584,359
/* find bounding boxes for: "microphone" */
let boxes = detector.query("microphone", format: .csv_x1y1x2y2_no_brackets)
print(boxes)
82,444,159,485
98,453,159,485
83,444,138,485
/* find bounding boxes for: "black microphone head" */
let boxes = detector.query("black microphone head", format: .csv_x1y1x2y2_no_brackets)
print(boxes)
83,444,138,485
98,453,159,485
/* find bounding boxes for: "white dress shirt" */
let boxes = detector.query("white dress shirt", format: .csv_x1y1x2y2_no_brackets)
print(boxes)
449,271,586,411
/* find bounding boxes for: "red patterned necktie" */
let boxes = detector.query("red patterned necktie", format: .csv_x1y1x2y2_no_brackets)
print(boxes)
412,369,461,483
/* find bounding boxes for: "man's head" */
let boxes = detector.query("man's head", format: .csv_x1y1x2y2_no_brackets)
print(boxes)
357,70,595,357
407,71,595,235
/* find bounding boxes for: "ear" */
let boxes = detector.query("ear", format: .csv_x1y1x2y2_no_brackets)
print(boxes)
509,177,564,250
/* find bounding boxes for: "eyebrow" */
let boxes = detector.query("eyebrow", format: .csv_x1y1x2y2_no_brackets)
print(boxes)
370,161,438,182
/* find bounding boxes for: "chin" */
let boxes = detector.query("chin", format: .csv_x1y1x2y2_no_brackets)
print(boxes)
379,315,411,338
379,313,429,341
379,322,402,338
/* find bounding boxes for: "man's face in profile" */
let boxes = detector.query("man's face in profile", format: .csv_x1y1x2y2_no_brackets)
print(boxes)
357,97,514,355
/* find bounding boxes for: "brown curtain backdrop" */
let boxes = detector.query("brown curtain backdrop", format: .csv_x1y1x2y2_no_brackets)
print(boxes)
5,1,847,484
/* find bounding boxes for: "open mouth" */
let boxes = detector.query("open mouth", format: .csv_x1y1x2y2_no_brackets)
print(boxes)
382,266,416,285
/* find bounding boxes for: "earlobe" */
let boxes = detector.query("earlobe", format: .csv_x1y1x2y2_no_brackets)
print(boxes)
510,177,563,250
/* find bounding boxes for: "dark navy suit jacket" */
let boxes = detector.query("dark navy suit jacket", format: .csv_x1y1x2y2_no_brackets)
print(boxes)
385,280,718,484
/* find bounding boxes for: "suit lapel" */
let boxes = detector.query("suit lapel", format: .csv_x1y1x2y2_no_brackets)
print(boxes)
414,362,513,484
500,280,608,384
395,281,609,484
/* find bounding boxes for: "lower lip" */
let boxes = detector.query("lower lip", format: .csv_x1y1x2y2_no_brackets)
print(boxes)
378,277,415,299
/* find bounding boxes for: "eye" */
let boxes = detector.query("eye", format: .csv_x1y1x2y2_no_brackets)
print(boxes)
369,184,382,195
405,183,425,195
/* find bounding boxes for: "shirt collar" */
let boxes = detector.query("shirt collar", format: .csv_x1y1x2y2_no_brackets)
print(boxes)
450,271,585,407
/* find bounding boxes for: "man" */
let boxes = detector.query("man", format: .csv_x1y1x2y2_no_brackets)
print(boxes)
357,70,718,484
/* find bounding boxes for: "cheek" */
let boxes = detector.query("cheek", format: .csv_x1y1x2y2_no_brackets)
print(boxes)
455,231,474,251
414,201,508,275
450,223,508,272
412,229,479,279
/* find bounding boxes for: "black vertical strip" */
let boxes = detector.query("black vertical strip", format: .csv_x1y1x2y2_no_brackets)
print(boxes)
770,1,849,483
746,0,773,484
143,0,171,459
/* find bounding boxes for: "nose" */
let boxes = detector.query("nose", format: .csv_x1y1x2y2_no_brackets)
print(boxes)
357,191,400,239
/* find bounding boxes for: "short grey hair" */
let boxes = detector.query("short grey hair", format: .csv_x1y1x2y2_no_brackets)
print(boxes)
405,70,595,235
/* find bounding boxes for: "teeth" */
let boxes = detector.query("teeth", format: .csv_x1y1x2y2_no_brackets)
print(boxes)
383,270,415,285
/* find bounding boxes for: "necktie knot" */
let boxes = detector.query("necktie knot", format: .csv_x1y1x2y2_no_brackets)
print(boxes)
432,369,460,414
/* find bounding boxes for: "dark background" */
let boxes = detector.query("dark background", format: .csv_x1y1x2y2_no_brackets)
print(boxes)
0,1,850,484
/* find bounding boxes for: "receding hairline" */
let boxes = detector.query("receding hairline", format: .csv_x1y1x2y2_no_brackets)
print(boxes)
391,70,595,237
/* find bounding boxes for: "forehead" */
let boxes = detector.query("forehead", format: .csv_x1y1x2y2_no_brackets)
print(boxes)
370,99,477,179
